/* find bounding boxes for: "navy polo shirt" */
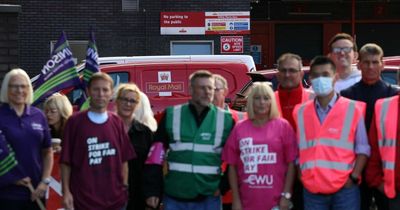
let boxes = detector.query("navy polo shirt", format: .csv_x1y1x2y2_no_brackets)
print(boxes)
0,103,51,200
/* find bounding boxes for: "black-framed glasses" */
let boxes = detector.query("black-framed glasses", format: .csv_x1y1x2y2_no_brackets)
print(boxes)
118,97,138,104
278,68,300,74
332,47,353,54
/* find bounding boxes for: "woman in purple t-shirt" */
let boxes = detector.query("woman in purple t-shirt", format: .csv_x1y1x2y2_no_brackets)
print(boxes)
222,82,298,210
0,68,53,210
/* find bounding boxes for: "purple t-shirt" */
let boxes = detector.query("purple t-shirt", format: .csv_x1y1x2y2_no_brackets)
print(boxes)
222,118,298,210
60,111,136,210
0,104,51,200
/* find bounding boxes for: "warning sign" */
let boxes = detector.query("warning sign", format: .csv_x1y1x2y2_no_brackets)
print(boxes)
221,36,243,54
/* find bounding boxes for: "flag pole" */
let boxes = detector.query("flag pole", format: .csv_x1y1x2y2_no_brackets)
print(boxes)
27,182,46,210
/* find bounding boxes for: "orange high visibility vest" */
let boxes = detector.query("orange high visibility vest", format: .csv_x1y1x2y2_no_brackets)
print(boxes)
293,97,366,194
228,108,247,123
374,95,399,198
275,88,314,115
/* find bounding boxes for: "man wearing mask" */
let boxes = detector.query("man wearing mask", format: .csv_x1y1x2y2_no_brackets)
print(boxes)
341,43,398,209
328,33,361,92
293,56,370,210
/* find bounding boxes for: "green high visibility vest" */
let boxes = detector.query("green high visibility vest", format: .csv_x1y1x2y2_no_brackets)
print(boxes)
164,103,233,199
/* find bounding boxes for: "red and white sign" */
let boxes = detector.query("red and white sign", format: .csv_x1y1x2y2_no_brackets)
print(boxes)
160,12,205,35
160,11,250,35
205,12,250,35
221,36,243,54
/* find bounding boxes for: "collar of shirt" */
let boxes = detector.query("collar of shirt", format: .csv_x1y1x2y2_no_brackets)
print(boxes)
4,103,31,116
188,102,211,127
315,93,338,123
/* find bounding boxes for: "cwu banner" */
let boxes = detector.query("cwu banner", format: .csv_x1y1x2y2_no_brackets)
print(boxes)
32,31,81,105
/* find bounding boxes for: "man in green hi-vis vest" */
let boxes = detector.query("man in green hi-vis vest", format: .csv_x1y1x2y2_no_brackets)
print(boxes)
143,70,234,210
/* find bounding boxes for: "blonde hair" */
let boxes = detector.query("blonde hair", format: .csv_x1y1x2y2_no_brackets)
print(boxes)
43,93,73,134
115,83,141,102
134,92,157,132
213,74,228,89
0,68,34,104
246,82,280,120
44,93,73,121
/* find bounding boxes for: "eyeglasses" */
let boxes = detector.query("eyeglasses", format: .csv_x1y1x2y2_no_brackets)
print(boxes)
278,68,300,74
332,47,353,54
8,84,29,90
118,97,138,104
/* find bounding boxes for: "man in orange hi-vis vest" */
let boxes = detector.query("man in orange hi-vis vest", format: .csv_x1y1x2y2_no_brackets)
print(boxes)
275,53,314,210
366,94,400,210
213,74,247,210
293,56,370,210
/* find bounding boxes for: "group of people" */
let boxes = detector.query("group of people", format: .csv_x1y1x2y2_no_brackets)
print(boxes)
0,31,400,210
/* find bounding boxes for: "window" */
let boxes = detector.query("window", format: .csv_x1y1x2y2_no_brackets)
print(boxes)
108,72,129,88
170,41,214,55
50,40,88,65
122,0,139,12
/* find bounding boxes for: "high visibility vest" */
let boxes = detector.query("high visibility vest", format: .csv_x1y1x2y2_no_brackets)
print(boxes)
374,95,399,198
227,107,247,123
293,97,366,194
275,88,314,115
164,104,234,199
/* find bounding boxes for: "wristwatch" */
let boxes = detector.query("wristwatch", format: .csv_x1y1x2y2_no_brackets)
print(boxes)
281,192,292,200
41,177,51,185
349,174,359,184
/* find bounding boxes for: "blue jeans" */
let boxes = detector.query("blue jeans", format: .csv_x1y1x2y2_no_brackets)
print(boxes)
163,195,221,210
303,185,360,210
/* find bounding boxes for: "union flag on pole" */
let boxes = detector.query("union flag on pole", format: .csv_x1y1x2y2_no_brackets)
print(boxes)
32,31,81,105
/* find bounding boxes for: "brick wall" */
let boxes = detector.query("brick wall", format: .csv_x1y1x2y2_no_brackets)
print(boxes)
17,0,250,77
0,3,20,81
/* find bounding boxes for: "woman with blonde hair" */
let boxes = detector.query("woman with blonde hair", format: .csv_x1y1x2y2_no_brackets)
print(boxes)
115,83,156,210
0,68,53,209
43,93,73,144
222,82,298,210
43,93,73,210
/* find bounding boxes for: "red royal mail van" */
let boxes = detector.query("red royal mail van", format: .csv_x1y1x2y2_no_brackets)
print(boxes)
96,61,250,114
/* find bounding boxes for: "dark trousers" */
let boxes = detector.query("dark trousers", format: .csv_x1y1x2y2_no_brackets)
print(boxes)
359,181,389,210
389,192,400,210
292,179,304,210
0,199,44,210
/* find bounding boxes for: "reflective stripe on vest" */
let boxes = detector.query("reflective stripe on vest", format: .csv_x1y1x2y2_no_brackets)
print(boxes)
375,96,398,198
297,101,356,151
170,105,225,154
169,162,220,175
301,160,353,171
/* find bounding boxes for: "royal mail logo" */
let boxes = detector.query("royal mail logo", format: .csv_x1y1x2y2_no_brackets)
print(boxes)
158,71,171,83
146,82,184,93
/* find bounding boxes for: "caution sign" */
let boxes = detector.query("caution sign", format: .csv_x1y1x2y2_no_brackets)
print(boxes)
221,36,243,54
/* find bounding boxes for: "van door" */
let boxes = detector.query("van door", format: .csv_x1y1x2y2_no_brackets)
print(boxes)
135,64,189,114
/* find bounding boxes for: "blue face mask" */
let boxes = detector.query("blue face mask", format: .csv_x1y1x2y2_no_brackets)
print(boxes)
311,77,333,96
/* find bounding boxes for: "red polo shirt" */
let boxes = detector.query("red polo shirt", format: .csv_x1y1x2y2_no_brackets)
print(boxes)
276,84,304,129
